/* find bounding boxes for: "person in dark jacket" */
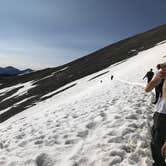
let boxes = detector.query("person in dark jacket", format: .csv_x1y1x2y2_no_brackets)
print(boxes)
143,68,154,83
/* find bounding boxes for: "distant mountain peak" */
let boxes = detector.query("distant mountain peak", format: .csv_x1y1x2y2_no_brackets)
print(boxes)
5,66,17,69
0,66,33,76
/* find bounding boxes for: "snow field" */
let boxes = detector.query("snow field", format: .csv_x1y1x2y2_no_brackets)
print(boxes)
0,42,166,165
0,80,154,166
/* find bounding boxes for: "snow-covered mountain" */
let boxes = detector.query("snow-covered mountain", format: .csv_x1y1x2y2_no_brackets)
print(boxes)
0,25,166,166
0,66,33,76
0,24,166,123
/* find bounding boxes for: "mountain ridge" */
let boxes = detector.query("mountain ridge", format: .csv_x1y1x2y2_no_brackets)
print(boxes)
0,66,33,76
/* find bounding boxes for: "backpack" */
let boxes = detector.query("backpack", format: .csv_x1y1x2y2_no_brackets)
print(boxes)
153,79,164,104
147,71,154,80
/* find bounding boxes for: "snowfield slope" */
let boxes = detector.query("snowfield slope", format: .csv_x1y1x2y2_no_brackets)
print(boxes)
0,41,166,165
0,24,166,122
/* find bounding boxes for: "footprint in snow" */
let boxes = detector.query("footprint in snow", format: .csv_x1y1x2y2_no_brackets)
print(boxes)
110,97,119,105
125,114,138,120
6,126,12,131
108,136,122,143
0,143,3,149
99,111,107,120
121,127,136,136
23,123,28,127
128,153,139,164
72,114,78,119
15,133,26,140
135,109,143,114
120,144,132,153
109,149,126,159
77,157,89,166
0,141,10,149
72,162,79,166
24,159,37,166
18,141,27,147
109,156,122,165
114,115,121,119
45,139,60,146
127,122,139,129
86,122,97,129
139,121,148,129
65,139,79,145
34,140,43,145
107,130,117,136
35,153,55,166
132,103,142,108
46,120,53,125
77,130,89,138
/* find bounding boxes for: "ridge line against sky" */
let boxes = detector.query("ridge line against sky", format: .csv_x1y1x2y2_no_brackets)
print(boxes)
0,0,166,70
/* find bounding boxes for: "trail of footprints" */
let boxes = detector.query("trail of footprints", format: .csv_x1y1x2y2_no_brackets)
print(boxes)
68,85,153,165
102,85,152,165
0,83,153,165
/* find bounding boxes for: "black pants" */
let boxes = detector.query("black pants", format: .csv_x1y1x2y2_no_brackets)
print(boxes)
151,112,166,166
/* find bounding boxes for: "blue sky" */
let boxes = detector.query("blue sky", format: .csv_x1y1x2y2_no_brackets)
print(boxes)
0,0,166,69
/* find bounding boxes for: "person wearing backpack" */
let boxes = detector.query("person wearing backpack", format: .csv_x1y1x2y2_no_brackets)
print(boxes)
145,64,166,166
143,68,154,83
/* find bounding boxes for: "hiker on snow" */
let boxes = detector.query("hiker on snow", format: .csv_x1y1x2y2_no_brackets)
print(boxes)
143,68,154,83
145,63,166,166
